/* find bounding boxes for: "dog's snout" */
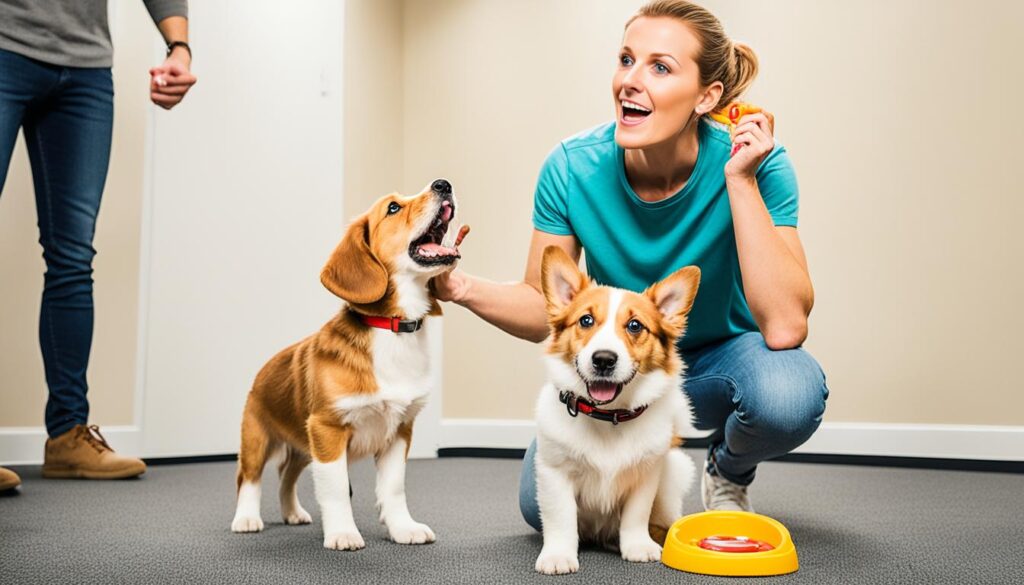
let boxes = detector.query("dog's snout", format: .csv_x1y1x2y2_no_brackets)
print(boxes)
592,350,618,373
431,179,452,196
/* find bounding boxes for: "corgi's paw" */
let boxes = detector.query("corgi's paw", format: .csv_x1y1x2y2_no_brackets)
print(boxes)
620,537,662,563
535,549,580,575
283,506,312,525
230,515,264,533
389,521,436,545
323,530,365,551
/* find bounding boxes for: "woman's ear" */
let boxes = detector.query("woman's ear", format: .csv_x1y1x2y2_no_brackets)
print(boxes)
320,215,389,304
541,245,586,316
697,80,724,114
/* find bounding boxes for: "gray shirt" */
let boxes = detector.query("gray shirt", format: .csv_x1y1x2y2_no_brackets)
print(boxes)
0,0,188,68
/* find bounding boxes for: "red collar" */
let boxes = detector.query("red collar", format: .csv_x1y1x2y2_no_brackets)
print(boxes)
558,391,647,425
360,315,424,333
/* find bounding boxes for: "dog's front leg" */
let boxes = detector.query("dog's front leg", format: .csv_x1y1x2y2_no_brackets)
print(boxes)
308,416,364,551
619,460,664,563
535,455,580,575
375,423,435,544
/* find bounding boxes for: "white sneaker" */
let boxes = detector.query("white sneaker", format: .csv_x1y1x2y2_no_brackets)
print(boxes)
702,461,754,512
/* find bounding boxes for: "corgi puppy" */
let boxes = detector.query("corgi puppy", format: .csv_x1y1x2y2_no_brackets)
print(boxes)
533,246,703,575
230,179,468,551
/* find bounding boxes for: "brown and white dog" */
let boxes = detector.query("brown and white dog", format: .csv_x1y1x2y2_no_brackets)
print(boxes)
230,179,467,550
533,246,704,575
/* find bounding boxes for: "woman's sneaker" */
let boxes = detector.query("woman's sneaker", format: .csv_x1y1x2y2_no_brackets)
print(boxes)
701,458,753,512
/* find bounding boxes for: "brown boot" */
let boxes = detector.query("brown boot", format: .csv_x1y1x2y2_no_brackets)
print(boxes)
0,466,21,490
42,424,146,479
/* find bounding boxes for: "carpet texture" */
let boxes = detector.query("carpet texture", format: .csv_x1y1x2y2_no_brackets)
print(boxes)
1,451,1021,584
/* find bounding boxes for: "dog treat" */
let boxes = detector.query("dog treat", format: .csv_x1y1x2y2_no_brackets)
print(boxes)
440,220,469,251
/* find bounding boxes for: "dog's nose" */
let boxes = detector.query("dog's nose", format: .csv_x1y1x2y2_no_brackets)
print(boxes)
431,179,452,195
592,351,618,373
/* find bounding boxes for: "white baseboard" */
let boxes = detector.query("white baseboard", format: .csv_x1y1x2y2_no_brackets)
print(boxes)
5,420,1020,465
439,419,1024,462
0,427,142,466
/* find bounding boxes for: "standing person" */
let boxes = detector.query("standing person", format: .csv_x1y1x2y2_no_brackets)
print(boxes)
431,0,827,517
0,0,197,489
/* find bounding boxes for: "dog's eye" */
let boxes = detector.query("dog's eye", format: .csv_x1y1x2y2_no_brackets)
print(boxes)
626,319,645,334
578,314,595,328
387,202,402,215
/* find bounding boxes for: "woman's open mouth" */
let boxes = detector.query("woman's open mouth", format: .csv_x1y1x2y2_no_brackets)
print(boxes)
620,99,651,126
409,200,460,266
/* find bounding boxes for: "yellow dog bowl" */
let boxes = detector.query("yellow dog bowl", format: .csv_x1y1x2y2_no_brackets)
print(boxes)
661,511,799,577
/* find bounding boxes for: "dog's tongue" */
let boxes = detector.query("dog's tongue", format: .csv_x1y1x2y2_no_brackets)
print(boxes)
588,382,618,403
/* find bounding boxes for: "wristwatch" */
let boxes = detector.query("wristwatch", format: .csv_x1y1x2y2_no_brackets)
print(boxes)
166,40,191,59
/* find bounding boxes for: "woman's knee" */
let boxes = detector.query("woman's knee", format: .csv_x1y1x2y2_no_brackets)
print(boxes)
736,346,828,444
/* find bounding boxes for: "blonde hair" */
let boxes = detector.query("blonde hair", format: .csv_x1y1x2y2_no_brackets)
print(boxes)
626,0,758,110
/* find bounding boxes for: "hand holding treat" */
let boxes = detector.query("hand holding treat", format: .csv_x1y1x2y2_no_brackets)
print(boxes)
430,224,472,303
709,102,775,156
712,102,776,180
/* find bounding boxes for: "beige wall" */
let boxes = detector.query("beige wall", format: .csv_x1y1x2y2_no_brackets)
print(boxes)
344,0,405,210
394,0,1024,425
0,2,152,427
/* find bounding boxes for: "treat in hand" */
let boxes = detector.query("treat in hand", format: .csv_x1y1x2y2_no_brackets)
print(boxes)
709,102,774,156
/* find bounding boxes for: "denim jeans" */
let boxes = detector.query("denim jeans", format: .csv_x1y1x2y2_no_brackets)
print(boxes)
519,331,829,531
0,48,114,437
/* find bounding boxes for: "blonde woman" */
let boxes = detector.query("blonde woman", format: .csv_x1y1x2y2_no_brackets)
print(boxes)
434,0,827,519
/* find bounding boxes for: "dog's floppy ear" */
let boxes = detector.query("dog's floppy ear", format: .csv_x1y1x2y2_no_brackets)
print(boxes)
320,215,389,304
540,245,586,315
645,265,701,335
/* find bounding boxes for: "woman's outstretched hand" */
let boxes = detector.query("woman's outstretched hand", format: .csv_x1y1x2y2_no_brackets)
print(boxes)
724,111,775,180
430,225,471,303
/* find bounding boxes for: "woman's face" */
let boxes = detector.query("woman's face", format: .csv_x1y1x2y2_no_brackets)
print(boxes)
613,16,711,149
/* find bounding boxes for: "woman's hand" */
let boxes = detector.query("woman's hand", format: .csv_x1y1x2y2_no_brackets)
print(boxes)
430,269,473,304
149,50,197,110
724,112,775,180
430,224,472,303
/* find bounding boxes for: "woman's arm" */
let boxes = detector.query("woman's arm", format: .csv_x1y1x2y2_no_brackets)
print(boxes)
432,230,581,343
149,16,197,109
726,113,814,350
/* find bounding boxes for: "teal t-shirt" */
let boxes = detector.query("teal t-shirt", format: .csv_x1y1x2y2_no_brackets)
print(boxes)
532,119,799,351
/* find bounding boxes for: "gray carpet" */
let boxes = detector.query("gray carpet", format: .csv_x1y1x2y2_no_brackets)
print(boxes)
1,451,1021,584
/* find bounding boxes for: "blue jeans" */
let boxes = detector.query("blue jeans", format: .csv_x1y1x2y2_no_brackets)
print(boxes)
519,331,828,531
0,48,114,438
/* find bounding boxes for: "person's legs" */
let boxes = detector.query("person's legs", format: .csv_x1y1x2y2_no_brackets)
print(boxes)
683,332,828,507
519,439,542,532
21,64,113,438
1,48,50,209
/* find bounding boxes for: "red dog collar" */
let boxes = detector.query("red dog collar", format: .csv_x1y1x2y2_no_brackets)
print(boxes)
558,390,647,425
360,315,424,333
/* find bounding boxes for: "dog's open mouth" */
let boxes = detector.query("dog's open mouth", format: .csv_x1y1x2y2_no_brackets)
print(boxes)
586,381,623,405
409,200,460,266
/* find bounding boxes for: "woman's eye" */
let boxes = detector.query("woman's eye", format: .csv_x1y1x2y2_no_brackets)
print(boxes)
626,319,645,334
387,202,402,215
654,62,669,75
619,54,634,67
579,314,595,328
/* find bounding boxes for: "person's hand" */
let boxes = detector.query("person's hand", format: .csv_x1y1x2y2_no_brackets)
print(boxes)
724,111,775,181
430,225,471,303
149,51,197,110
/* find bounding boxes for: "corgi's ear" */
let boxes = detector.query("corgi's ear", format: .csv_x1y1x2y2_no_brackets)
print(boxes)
320,215,389,304
541,245,585,315
646,265,701,334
